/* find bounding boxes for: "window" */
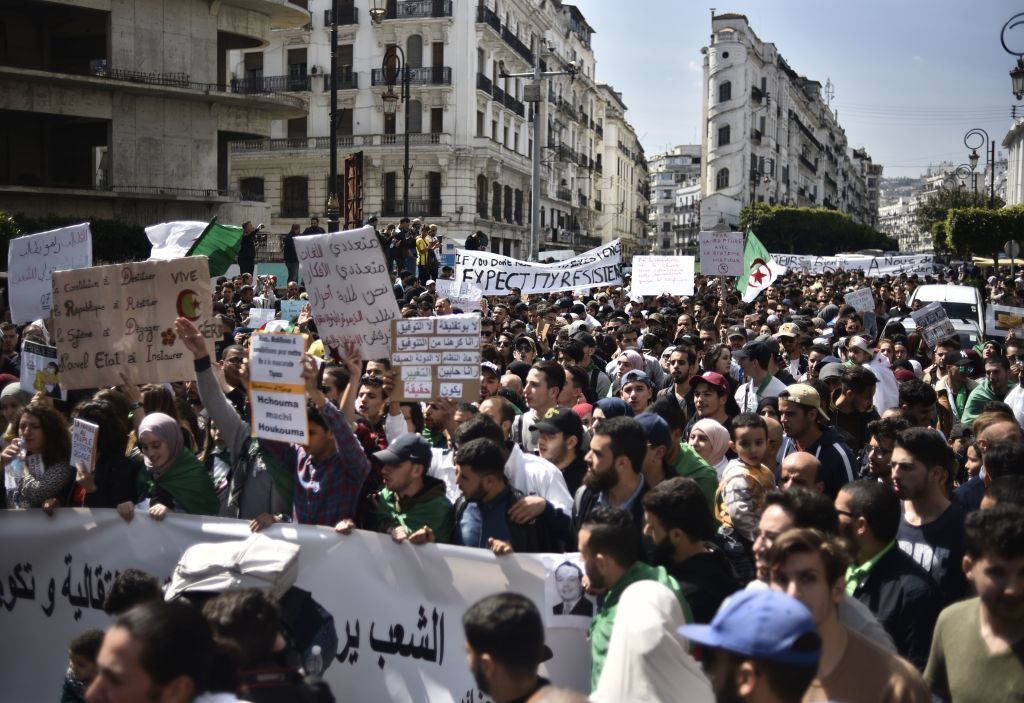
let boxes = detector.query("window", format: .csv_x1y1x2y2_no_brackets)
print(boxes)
718,125,730,147
503,185,513,223
281,176,308,217
477,175,488,218
718,81,731,103
239,177,264,201
492,182,501,220
407,100,422,133
513,189,523,225
407,35,423,68
716,168,729,190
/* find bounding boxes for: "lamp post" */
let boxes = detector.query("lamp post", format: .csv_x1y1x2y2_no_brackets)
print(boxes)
326,0,340,232
381,46,411,219
1002,13,1024,99
965,128,995,207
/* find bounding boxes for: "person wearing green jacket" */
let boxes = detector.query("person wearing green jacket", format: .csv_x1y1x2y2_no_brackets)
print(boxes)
373,433,454,544
580,507,693,690
961,355,1015,426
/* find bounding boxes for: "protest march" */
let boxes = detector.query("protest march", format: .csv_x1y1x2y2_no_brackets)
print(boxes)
1,216,1023,703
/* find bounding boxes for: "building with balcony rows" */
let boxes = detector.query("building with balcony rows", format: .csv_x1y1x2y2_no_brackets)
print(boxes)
647,145,701,255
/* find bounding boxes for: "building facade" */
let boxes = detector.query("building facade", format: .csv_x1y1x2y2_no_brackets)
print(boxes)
699,13,880,231
0,0,308,225
1004,118,1024,207
226,0,647,258
647,145,701,255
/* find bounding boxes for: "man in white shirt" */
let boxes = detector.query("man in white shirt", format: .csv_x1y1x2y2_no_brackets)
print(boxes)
733,341,788,413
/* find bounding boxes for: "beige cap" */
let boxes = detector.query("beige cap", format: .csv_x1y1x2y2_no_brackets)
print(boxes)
780,383,830,421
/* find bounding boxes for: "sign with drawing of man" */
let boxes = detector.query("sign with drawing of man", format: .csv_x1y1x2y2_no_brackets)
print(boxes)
551,561,594,617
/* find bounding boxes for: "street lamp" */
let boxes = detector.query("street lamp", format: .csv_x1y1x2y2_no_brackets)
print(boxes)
326,0,340,232
1001,13,1024,99
369,0,386,24
964,128,995,207
381,46,411,219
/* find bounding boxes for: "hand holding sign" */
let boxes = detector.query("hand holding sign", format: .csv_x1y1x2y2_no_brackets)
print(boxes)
174,317,210,359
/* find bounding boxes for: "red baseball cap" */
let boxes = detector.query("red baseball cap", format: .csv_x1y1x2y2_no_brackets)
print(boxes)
689,371,729,395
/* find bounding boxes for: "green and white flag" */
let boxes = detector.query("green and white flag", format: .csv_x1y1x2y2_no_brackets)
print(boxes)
145,218,243,276
736,229,786,303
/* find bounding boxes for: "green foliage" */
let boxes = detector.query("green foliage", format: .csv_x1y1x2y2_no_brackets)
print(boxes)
930,221,947,252
0,213,150,270
915,188,1002,245
738,203,897,255
945,206,1024,256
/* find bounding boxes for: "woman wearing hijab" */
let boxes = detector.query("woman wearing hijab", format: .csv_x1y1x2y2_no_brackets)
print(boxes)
591,580,713,703
117,412,219,522
688,418,731,481
608,349,644,397
590,397,634,433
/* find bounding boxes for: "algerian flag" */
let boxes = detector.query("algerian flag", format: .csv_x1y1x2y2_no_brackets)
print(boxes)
145,218,243,277
736,228,786,303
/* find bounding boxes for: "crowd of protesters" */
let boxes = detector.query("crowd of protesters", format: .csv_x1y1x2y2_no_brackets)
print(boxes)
2,234,1023,703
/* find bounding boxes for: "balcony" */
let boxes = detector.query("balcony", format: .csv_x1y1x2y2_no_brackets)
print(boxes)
750,128,762,143
751,85,765,102
382,198,442,217
595,123,604,138
501,26,535,65
555,186,572,202
476,72,492,95
799,155,818,174
493,84,507,105
371,66,451,86
475,5,502,34
384,0,453,20
502,91,525,117
595,200,602,211
323,7,358,25
229,132,452,153
232,74,310,93
322,67,357,91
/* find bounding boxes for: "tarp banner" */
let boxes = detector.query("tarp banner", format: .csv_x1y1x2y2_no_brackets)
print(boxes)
0,510,591,702
455,240,622,295
770,253,935,276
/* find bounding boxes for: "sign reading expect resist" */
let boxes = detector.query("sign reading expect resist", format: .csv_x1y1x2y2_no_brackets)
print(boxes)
52,257,217,390
248,333,309,444
455,240,622,295
390,314,481,402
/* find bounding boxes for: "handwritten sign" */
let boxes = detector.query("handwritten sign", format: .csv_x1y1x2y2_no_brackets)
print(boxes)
843,287,875,313
390,314,481,402
279,299,306,322
246,307,276,327
20,340,65,401
986,303,1024,338
51,257,217,390
630,256,695,298
455,240,622,295
69,419,99,473
911,302,957,348
770,253,935,276
248,333,308,444
295,226,399,360
434,279,483,312
698,231,744,277
7,223,92,324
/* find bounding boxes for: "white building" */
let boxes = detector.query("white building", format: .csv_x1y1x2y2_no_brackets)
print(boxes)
878,197,928,253
647,144,701,255
699,13,879,231
1005,118,1024,207
226,0,646,258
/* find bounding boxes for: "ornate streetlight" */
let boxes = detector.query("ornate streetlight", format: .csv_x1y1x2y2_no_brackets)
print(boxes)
1002,13,1024,99
964,128,995,207
369,0,386,25
381,46,411,218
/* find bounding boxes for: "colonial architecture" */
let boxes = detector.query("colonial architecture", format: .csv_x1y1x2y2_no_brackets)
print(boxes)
647,145,701,255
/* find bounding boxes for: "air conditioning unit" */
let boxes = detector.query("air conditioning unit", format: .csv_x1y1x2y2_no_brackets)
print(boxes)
310,66,321,75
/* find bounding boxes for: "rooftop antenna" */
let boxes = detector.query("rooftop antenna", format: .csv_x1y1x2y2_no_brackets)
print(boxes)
824,78,835,107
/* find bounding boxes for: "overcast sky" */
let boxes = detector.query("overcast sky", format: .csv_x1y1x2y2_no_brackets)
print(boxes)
581,0,1022,178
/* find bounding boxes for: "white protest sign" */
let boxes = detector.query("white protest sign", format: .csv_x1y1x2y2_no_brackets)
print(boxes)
0,509,592,701
279,299,306,321
7,223,92,324
698,231,744,276
390,314,482,401
69,418,99,473
911,302,957,348
455,240,622,295
296,226,399,360
20,340,65,400
843,287,875,313
246,307,277,327
986,304,1024,338
248,333,308,443
630,256,695,298
434,279,483,312
770,253,935,276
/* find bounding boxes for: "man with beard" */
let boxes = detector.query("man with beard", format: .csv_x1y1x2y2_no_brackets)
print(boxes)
924,504,1024,701
641,477,739,623
570,417,648,546
462,593,553,703
656,346,696,419
891,428,967,602
862,417,909,484
777,385,856,498
369,433,453,544
480,362,501,403
962,354,1016,425
832,366,879,458
579,507,691,689
422,398,457,449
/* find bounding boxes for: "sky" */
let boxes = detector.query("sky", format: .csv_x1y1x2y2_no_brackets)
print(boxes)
581,0,1023,179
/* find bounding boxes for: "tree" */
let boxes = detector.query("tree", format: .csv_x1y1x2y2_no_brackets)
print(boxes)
945,206,1024,257
739,203,896,255
915,187,1003,253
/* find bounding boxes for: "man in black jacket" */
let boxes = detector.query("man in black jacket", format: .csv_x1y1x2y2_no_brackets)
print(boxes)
836,478,944,670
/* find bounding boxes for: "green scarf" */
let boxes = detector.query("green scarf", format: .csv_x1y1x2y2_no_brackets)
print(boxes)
136,448,220,516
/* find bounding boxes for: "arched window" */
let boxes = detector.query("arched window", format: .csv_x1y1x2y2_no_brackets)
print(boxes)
407,99,422,133
718,124,730,147
718,81,732,103
716,168,730,190
406,35,423,68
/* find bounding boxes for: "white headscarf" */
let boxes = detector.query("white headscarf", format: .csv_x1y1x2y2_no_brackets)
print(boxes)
591,581,714,703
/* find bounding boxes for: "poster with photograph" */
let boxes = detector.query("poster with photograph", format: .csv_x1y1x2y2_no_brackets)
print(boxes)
540,554,596,629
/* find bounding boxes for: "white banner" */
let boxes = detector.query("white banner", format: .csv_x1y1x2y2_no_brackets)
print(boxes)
0,510,591,701
455,240,622,295
630,256,695,298
295,226,400,360
698,232,744,276
434,279,483,312
843,287,875,313
770,253,935,276
7,222,92,324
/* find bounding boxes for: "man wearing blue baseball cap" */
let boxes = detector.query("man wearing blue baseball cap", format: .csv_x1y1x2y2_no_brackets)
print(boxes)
680,589,822,703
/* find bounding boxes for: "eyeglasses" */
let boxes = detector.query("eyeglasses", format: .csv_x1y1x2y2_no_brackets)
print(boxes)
836,509,860,519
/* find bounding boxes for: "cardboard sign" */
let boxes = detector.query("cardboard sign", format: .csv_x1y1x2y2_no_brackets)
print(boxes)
248,333,308,443
434,279,483,312
51,257,217,390
279,299,306,322
911,302,957,348
69,418,99,473
20,340,65,401
295,226,399,360
630,256,695,298
843,287,875,313
698,231,744,277
390,314,481,402
7,223,93,324
986,304,1024,338
455,240,622,295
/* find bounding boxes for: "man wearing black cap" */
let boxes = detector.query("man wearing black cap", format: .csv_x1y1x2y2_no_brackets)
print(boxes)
480,361,501,403
462,593,553,703
536,409,588,496
572,331,612,398
734,341,788,413
727,325,748,351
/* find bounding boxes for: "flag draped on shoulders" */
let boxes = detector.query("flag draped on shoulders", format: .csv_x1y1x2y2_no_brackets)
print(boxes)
145,218,243,277
736,229,785,303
